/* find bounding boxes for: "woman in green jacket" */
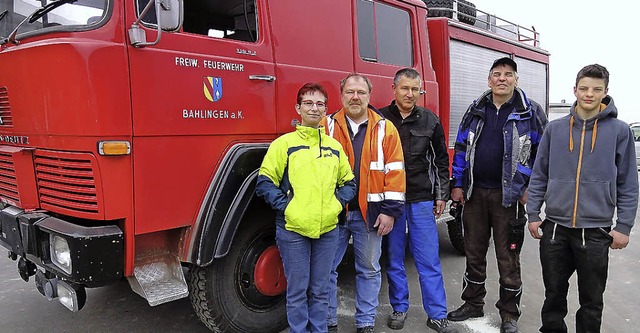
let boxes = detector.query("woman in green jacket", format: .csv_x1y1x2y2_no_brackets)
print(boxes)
256,83,356,333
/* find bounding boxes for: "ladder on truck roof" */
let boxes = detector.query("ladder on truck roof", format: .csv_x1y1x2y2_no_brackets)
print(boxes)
423,0,541,48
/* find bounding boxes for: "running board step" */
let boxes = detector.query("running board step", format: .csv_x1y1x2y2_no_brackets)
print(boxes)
127,252,188,306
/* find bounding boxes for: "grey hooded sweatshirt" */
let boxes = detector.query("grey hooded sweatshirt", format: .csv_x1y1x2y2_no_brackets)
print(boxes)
527,96,638,235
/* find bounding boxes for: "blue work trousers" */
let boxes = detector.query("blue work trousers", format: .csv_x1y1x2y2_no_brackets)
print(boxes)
386,200,448,320
327,210,383,329
276,225,339,333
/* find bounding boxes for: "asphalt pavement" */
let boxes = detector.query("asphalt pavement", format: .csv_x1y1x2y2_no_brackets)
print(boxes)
1,215,639,332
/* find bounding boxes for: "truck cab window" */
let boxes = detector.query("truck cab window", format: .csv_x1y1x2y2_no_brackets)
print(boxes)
0,0,108,40
356,0,412,66
136,0,258,42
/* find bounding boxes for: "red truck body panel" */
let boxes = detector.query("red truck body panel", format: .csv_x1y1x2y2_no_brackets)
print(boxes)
0,0,549,330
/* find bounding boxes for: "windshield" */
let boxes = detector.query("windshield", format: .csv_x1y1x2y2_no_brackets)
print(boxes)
0,0,108,40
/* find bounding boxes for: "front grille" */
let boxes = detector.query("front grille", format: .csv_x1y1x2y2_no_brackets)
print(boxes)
0,87,13,127
0,150,19,205
34,150,102,218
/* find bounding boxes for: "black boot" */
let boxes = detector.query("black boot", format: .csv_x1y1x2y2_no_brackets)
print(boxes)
447,303,484,321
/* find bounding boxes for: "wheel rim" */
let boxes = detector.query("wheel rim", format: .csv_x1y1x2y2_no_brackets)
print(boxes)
235,230,285,310
254,245,287,296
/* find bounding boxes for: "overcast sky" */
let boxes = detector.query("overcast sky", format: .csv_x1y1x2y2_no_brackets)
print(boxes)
475,0,639,123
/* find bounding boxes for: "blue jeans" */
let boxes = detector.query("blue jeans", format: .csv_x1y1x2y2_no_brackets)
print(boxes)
327,210,382,328
276,225,339,333
386,201,447,319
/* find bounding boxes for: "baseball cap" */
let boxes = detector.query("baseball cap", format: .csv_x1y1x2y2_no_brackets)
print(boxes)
490,57,518,72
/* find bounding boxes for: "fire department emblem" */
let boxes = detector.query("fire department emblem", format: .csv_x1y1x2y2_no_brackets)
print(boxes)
203,77,223,102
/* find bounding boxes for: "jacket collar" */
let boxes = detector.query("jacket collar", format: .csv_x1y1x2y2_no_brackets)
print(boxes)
389,100,413,113
568,95,617,126
330,105,385,126
295,125,323,141
470,87,532,118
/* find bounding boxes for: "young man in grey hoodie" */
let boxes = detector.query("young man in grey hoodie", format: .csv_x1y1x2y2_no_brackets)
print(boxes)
527,64,638,333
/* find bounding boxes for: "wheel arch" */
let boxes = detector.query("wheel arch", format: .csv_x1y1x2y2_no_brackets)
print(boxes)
188,142,271,267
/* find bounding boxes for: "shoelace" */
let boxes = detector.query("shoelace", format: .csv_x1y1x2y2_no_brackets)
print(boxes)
392,311,405,318
429,319,449,327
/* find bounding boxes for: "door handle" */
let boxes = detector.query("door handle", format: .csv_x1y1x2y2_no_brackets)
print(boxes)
249,75,276,82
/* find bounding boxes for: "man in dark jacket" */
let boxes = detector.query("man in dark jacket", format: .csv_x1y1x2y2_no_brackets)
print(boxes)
380,68,456,333
447,57,547,333
527,64,638,333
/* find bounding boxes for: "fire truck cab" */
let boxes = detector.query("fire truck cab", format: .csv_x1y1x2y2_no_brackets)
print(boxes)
0,0,548,332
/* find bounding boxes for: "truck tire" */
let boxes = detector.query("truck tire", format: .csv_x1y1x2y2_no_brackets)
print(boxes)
189,214,287,333
424,0,453,18
424,0,477,26
446,208,465,255
457,0,476,26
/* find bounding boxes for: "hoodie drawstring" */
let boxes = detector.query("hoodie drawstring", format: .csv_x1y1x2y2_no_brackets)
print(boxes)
591,119,598,153
569,116,574,153
570,116,599,153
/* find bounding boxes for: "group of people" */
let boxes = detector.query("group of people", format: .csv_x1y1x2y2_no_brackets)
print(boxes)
256,58,638,333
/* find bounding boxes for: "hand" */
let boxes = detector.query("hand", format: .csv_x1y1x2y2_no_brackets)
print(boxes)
434,200,446,218
528,220,543,239
451,188,465,205
374,213,394,236
610,230,630,250
519,188,528,205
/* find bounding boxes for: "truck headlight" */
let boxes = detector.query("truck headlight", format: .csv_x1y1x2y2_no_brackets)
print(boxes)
57,280,86,312
50,234,72,274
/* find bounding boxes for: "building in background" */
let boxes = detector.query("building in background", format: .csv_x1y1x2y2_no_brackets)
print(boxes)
549,100,571,121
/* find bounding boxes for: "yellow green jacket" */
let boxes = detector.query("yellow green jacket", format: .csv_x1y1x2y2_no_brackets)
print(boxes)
256,125,356,238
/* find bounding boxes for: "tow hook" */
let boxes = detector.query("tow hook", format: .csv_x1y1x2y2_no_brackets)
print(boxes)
17,257,37,282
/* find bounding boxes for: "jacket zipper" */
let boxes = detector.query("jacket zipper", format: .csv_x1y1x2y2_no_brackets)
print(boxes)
571,121,587,227
466,121,483,200
317,128,324,234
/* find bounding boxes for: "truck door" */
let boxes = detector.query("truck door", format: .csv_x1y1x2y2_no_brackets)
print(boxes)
267,0,354,134
126,0,276,234
353,0,426,109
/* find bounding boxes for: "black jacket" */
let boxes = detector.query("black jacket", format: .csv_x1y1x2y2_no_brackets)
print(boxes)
380,101,450,203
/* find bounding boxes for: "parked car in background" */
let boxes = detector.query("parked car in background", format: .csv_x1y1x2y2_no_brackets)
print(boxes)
630,123,640,168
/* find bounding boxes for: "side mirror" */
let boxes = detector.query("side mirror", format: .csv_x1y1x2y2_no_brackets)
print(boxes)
158,0,182,32
129,0,183,47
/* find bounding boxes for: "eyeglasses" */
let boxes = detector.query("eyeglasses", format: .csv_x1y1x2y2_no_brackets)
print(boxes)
300,100,327,109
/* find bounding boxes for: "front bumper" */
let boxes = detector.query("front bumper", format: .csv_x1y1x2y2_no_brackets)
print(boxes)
0,205,123,287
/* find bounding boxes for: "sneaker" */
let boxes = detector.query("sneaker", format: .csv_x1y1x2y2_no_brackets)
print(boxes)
447,303,484,321
500,318,518,333
427,318,459,333
328,324,338,333
387,311,407,330
356,326,375,333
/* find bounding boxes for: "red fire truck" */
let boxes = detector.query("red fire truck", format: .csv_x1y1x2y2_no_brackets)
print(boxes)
0,0,548,332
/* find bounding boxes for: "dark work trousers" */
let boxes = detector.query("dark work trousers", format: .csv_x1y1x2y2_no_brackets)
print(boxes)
460,188,522,321
539,222,611,333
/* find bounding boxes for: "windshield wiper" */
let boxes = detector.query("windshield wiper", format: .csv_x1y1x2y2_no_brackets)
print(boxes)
1,0,77,45
30,0,78,24
0,10,8,24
